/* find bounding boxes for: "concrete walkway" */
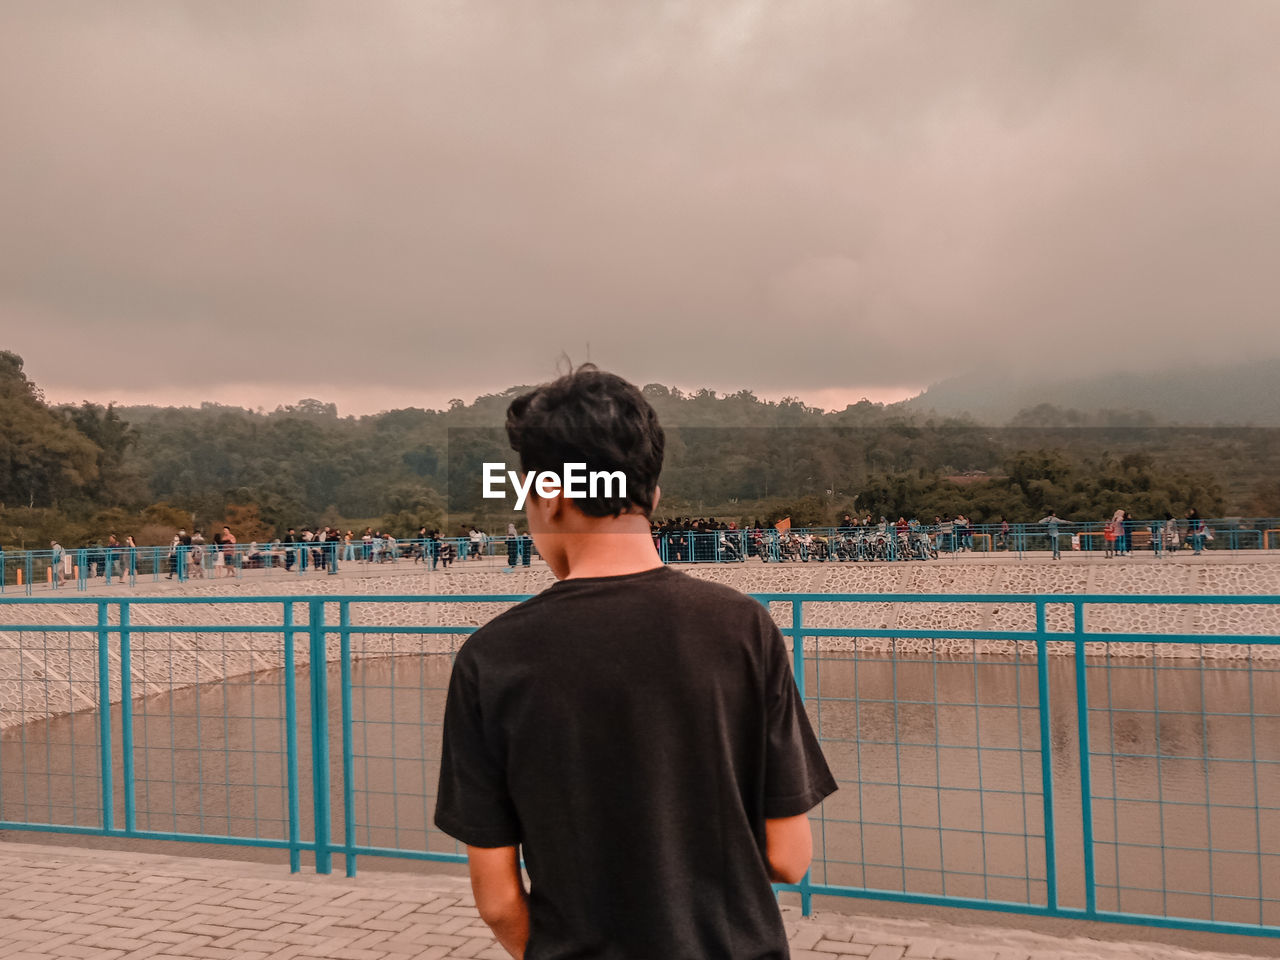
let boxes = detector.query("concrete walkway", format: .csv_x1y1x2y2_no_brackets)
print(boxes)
0,843,1265,960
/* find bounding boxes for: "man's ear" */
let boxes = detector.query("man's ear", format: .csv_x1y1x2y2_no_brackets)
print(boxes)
650,485,662,516
527,490,568,527
542,493,569,524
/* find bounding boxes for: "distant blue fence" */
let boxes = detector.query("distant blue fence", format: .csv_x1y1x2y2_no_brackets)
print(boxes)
659,517,1280,564
4,518,1280,594
1,593,1277,939
0,536,534,594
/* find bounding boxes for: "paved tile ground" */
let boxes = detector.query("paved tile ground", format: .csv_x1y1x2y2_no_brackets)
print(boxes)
0,843,1267,960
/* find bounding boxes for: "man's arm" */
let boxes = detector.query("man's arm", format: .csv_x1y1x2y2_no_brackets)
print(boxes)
765,813,813,884
467,845,530,959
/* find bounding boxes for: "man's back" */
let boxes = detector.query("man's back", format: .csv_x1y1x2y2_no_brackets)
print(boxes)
435,566,835,960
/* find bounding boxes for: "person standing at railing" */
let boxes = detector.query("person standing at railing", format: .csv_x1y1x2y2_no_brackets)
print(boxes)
505,522,519,567
1187,508,1208,555
436,366,835,960
105,534,122,581
1038,511,1072,559
220,526,237,577
315,527,330,572
171,529,192,580
939,515,954,553
190,530,207,579
1162,512,1180,554
283,528,299,571
49,540,64,587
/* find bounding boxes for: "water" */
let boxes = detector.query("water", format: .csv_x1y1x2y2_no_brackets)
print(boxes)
2,651,1278,954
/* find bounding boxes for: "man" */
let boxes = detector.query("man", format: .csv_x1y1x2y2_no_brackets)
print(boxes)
177,528,192,579
506,522,520,568
1038,510,1068,559
434,366,836,959
190,529,206,580
106,534,122,581
283,528,299,572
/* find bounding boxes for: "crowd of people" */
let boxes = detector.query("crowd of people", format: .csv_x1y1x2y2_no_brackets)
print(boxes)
10,506,1230,588
27,523,536,585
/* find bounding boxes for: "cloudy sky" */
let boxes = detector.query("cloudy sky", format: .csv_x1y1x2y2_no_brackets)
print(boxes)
3,1,1278,414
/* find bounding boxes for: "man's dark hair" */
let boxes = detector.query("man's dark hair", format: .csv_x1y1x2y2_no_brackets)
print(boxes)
506,364,664,518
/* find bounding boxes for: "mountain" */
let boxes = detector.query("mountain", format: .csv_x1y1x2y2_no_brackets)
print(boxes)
900,358,1280,426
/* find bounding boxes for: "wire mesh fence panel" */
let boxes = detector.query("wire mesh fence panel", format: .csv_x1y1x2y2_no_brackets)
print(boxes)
128,621,298,850
0,627,104,831
1083,648,1280,928
339,633,465,865
805,636,1050,909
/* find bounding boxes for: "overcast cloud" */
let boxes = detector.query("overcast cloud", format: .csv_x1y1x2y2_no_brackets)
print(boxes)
2,1,1278,413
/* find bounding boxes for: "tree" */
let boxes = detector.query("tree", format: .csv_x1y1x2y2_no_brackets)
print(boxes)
0,352,101,507
223,503,275,543
62,402,144,504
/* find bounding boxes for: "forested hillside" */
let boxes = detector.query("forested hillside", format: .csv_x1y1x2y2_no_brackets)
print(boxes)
3,350,1278,549
904,358,1280,426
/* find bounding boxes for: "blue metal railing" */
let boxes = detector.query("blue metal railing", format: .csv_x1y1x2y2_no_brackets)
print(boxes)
0,536,535,594
4,517,1279,595
657,517,1280,564
0,593,1277,939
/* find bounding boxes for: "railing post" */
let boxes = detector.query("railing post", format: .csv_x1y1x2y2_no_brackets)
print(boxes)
309,599,333,874
1073,600,1097,916
119,602,136,833
339,602,356,877
790,599,813,916
97,602,114,832
283,602,302,873
1034,599,1059,913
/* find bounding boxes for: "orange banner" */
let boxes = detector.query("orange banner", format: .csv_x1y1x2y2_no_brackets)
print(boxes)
774,517,791,533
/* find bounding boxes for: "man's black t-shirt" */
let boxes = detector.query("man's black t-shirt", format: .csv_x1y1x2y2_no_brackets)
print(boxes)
434,566,837,960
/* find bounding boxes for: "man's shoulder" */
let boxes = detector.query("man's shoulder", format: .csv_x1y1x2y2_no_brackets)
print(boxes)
463,568,769,652
567,566,769,618
658,567,771,615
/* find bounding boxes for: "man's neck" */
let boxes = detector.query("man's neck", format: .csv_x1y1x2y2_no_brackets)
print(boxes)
559,521,665,581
